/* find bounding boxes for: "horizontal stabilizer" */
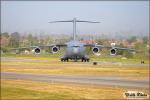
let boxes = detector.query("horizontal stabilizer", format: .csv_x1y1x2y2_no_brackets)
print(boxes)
49,20,73,23
76,20,100,23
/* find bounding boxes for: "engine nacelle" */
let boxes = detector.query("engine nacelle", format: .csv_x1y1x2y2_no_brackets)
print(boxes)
33,47,41,54
92,47,100,54
51,46,59,53
110,48,117,56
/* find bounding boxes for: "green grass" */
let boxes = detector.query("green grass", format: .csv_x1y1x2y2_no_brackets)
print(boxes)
1,54,149,80
1,53,149,63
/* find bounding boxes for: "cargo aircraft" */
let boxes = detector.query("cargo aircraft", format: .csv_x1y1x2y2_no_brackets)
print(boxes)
13,18,135,62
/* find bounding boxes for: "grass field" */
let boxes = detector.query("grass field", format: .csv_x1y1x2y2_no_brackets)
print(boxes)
1,63,149,81
1,79,149,100
2,53,149,63
1,55,149,80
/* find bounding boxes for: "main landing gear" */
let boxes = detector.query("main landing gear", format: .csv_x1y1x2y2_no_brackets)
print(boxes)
61,58,68,62
61,57,90,62
81,58,89,62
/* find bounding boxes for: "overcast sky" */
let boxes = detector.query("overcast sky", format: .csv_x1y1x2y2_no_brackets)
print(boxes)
1,1,149,36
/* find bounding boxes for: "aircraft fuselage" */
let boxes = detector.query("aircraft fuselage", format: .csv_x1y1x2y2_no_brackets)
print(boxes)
61,41,89,62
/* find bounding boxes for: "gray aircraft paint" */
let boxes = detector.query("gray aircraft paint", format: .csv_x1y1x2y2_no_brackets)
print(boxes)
65,41,86,59
49,18,100,61
12,18,135,62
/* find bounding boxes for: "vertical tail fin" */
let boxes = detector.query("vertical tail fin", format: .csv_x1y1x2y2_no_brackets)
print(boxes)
49,18,100,41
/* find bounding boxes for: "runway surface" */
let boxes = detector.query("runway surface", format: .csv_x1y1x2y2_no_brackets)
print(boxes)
1,72,149,89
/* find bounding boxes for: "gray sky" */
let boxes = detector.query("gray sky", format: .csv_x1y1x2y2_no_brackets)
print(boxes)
1,1,149,36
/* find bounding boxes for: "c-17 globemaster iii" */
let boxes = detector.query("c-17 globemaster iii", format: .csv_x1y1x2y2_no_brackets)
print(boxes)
12,18,135,62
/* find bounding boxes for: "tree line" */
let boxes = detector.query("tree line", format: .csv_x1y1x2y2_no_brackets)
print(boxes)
0,32,149,56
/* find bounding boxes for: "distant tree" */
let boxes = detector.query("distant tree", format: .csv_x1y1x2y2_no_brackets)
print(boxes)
127,36,137,43
1,47,10,53
27,34,34,46
44,36,53,45
142,36,149,44
1,32,9,38
96,39,104,45
33,36,39,45
9,32,20,48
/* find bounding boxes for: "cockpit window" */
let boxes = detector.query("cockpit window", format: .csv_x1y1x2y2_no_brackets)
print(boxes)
72,46,80,47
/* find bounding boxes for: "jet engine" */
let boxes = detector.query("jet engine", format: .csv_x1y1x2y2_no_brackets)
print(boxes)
51,46,59,53
92,47,100,54
110,48,117,55
33,47,41,54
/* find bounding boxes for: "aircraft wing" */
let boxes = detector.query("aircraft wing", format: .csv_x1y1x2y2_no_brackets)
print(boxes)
38,44,67,48
11,44,67,50
110,47,135,51
84,44,135,51
98,45,135,51
10,47,35,50
84,44,105,48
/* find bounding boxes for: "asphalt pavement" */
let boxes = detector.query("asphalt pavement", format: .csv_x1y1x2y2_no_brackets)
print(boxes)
1,72,149,89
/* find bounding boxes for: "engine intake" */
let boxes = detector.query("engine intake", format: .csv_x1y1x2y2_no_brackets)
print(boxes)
52,46,59,53
34,47,41,54
110,48,117,55
92,47,99,54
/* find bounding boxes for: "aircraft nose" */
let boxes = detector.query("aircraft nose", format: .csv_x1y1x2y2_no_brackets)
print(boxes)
73,47,79,54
